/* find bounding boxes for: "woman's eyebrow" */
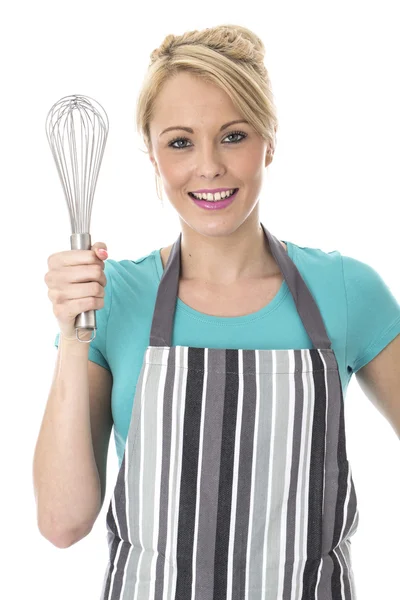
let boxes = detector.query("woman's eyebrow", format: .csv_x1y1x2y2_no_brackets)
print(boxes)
160,119,249,137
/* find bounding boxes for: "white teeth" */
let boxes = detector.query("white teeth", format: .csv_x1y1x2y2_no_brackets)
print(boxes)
191,189,236,201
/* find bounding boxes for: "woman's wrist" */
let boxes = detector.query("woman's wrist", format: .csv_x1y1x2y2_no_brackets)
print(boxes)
60,330,93,343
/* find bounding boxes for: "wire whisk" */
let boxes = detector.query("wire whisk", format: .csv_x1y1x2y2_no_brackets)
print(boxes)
45,94,109,342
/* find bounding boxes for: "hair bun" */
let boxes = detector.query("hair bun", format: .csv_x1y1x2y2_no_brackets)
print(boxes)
149,34,177,64
150,25,266,67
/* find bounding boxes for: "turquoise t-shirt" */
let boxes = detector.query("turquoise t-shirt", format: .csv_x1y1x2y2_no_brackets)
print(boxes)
54,238,400,468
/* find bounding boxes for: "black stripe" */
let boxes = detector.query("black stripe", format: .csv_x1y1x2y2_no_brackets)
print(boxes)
112,541,131,597
332,381,348,546
114,454,129,542
106,488,119,539
302,350,326,598
331,377,350,597
175,347,205,599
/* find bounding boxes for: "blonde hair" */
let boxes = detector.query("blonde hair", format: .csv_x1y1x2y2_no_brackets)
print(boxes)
136,24,279,159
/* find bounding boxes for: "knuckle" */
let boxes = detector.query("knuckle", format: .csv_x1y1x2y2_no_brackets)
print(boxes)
94,282,102,296
94,264,103,278
55,290,63,303
45,270,56,286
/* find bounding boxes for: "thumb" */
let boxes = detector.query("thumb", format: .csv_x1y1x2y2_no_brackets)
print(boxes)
91,241,108,257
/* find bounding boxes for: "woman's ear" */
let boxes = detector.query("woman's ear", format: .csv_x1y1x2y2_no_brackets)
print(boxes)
265,144,274,168
149,154,161,177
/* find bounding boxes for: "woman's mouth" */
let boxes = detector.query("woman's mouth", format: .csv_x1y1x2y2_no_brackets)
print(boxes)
188,188,239,210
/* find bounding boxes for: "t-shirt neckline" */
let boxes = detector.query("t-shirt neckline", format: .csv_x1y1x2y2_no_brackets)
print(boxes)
154,240,294,324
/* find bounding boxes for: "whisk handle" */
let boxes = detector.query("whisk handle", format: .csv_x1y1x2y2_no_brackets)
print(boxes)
70,233,97,343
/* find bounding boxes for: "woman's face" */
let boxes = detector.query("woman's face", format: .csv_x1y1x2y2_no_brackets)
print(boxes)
148,71,273,236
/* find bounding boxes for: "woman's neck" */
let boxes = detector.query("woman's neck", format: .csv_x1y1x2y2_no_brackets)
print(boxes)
161,225,286,286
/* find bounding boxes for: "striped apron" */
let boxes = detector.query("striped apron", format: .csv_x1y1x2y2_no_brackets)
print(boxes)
101,224,359,599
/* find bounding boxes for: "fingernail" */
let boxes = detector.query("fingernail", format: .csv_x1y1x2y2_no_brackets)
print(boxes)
98,249,108,258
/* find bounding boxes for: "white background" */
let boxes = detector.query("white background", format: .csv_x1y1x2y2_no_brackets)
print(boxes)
1,0,399,598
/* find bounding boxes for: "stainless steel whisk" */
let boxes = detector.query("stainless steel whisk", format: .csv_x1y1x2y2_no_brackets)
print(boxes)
45,94,109,342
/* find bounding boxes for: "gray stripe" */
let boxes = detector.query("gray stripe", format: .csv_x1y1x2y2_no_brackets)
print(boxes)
198,348,226,594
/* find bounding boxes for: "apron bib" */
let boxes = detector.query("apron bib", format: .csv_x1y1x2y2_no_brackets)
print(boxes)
101,224,359,599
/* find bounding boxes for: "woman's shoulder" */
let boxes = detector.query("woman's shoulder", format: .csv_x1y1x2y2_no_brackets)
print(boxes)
288,239,341,268
103,249,161,293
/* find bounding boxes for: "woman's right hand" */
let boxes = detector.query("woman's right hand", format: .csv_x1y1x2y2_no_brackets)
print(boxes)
44,242,108,340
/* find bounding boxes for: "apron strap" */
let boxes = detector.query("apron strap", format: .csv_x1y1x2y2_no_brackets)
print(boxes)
150,224,332,349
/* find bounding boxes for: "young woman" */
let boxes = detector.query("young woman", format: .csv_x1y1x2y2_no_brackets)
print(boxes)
35,24,400,599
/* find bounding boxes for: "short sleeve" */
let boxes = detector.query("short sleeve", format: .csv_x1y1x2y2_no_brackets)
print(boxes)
54,259,114,371
342,254,400,374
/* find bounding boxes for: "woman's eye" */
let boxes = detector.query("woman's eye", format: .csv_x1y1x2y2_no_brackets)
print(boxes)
170,138,189,149
168,131,247,150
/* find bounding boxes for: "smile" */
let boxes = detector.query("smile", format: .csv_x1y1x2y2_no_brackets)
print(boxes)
189,188,239,210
